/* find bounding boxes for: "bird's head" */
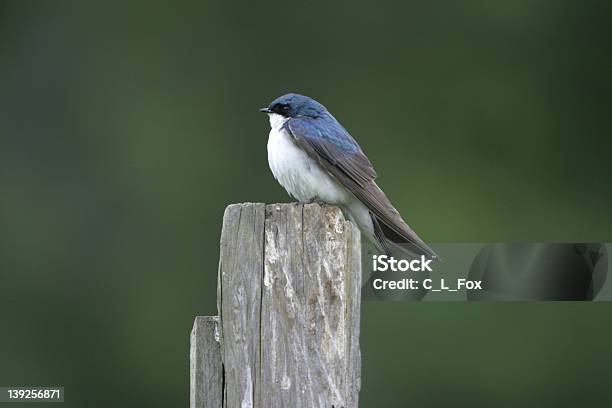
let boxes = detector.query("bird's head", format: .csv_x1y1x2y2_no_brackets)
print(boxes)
259,93,327,119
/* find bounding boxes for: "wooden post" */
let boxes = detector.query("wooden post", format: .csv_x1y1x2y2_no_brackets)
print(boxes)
191,202,362,408
190,316,223,408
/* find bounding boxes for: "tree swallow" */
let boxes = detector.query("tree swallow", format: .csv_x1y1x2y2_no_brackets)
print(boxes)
260,93,437,258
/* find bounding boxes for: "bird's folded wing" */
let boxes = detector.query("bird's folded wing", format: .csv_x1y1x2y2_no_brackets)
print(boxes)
285,115,376,185
285,116,434,256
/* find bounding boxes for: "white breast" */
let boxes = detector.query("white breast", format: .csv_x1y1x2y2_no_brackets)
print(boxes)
266,113,348,204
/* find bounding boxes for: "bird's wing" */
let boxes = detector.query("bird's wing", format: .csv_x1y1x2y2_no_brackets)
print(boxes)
285,116,436,257
285,115,376,185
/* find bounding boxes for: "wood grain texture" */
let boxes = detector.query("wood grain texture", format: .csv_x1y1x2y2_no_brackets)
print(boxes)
215,202,361,408
190,316,222,408
262,203,362,408
217,203,266,408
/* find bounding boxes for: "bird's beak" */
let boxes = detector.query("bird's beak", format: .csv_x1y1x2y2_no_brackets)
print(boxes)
259,107,272,113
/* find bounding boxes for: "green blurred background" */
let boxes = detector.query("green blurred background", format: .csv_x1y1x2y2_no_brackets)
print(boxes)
1,1,611,407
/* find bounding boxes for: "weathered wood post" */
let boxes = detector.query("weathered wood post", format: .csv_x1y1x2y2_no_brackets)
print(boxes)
190,316,222,408
190,202,362,408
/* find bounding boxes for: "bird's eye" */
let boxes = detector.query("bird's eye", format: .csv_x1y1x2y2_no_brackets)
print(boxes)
272,103,291,115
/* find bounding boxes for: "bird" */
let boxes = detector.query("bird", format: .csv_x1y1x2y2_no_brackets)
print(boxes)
259,93,437,259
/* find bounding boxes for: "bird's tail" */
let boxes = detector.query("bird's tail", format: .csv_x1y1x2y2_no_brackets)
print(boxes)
370,212,438,259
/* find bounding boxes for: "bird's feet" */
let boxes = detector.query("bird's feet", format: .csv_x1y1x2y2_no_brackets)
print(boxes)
301,196,325,205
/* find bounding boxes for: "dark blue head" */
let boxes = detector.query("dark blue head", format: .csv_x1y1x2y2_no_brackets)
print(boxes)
259,93,328,118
